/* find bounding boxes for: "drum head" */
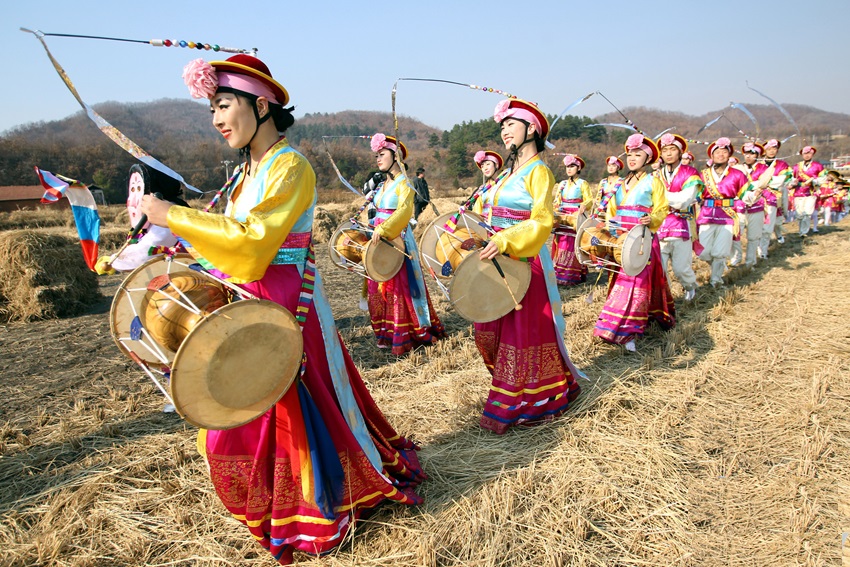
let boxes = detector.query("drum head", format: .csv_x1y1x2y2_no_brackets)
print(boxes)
110,253,196,365
170,300,302,430
620,225,653,277
448,253,531,323
363,236,405,282
574,216,597,266
419,211,489,280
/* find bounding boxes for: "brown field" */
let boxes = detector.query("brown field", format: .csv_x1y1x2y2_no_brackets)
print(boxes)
1,200,849,566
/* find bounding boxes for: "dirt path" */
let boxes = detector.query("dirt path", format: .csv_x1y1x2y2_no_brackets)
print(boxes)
0,223,848,566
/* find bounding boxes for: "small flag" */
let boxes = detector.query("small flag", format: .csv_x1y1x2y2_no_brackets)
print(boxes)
34,167,101,271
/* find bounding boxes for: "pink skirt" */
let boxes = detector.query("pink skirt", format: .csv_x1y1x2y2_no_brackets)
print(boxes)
551,230,587,285
203,265,424,564
474,256,581,434
593,238,676,344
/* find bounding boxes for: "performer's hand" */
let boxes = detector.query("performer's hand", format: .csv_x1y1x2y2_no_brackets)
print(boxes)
479,240,501,260
639,214,651,226
578,204,586,215
94,256,116,275
141,194,172,227
370,229,382,245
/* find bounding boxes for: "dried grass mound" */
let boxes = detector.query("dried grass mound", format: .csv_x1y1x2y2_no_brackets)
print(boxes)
0,230,100,322
312,206,340,244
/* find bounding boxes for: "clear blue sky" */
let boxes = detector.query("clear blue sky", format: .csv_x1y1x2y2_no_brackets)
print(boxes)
5,0,848,135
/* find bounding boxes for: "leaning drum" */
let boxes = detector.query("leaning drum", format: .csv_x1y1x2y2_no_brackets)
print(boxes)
574,217,652,277
328,221,405,282
110,254,302,430
419,210,531,323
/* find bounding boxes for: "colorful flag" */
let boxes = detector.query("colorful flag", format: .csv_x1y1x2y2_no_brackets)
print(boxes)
34,167,100,270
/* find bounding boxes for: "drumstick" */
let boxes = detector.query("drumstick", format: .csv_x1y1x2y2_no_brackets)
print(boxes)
491,257,523,311
379,236,413,259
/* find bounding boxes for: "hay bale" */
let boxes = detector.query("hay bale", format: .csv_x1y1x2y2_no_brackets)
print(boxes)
0,230,101,322
312,207,340,244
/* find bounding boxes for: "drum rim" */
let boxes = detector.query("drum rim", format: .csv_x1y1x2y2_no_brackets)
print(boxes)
362,236,405,282
328,222,369,274
109,253,196,365
620,224,652,277
170,299,302,430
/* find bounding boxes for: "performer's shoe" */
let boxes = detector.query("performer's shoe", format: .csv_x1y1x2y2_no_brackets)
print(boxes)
359,298,369,311
624,340,637,353
729,258,741,267
684,288,696,302
162,403,176,414
777,236,785,244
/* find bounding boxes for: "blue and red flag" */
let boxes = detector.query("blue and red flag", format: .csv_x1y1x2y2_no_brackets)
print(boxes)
34,167,100,270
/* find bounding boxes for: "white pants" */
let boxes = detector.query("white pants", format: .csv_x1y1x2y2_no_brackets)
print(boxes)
698,224,734,285
660,238,697,291
820,206,832,226
795,196,816,235
730,211,764,266
760,206,782,256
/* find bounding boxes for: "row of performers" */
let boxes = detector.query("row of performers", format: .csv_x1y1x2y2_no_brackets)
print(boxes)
100,53,841,565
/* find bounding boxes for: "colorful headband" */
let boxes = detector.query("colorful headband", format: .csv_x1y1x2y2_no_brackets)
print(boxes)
493,98,550,138
474,150,503,169
606,156,624,169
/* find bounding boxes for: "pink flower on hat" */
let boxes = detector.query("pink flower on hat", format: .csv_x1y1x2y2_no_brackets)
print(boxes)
765,139,779,148
607,156,619,165
802,145,815,154
493,99,511,123
183,59,218,100
659,133,676,147
474,150,487,165
563,154,579,167
370,133,388,153
625,133,646,151
714,137,732,149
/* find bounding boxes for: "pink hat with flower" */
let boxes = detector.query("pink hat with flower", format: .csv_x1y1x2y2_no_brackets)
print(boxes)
474,150,503,170
562,154,586,170
742,142,765,155
657,133,688,153
493,98,550,138
606,155,624,170
624,133,660,163
707,137,734,158
183,54,289,105
371,133,408,160
764,138,781,149
682,151,695,161
800,145,817,155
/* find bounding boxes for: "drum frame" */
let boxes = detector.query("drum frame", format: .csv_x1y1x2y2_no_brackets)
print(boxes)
328,219,405,283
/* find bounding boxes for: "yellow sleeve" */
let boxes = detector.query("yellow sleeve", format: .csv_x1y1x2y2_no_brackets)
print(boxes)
167,152,316,283
581,180,593,209
605,187,619,231
472,191,484,215
552,181,562,209
490,164,555,258
648,175,669,232
374,177,413,240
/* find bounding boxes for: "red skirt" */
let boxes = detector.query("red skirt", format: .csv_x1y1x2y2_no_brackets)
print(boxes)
551,230,587,285
367,261,445,355
473,256,581,434
593,238,676,344
202,265,424,564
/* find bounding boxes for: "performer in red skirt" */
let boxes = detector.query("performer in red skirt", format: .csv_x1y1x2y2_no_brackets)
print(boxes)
475,98,583,434
143,55,425,565
551,154,591,285
593,134,675,352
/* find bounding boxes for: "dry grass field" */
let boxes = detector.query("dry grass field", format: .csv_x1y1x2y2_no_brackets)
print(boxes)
0,199,848,566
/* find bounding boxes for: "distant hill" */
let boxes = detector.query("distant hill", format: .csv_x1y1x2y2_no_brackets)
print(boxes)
2,99,850,203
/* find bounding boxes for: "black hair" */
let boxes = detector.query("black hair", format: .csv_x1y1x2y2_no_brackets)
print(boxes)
215,87,296,160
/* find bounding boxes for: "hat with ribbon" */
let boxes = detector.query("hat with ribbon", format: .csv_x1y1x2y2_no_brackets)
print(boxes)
741,142,765,155
624,133,659,163
606,155,624,170
707,137,734,158
183,54,289,106
657,133,688,153
474,150,504,170
493,98,550,139
371,133,409,160
562,154,586,170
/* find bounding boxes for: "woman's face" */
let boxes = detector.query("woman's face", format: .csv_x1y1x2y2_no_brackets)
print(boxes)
743,152,758,165
481,160,497,178
210,92,256,149
626,150,649,171
606,162,619,175
375,148,395,172
681,155,692,165
500,118,530,149
565,164,580,177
